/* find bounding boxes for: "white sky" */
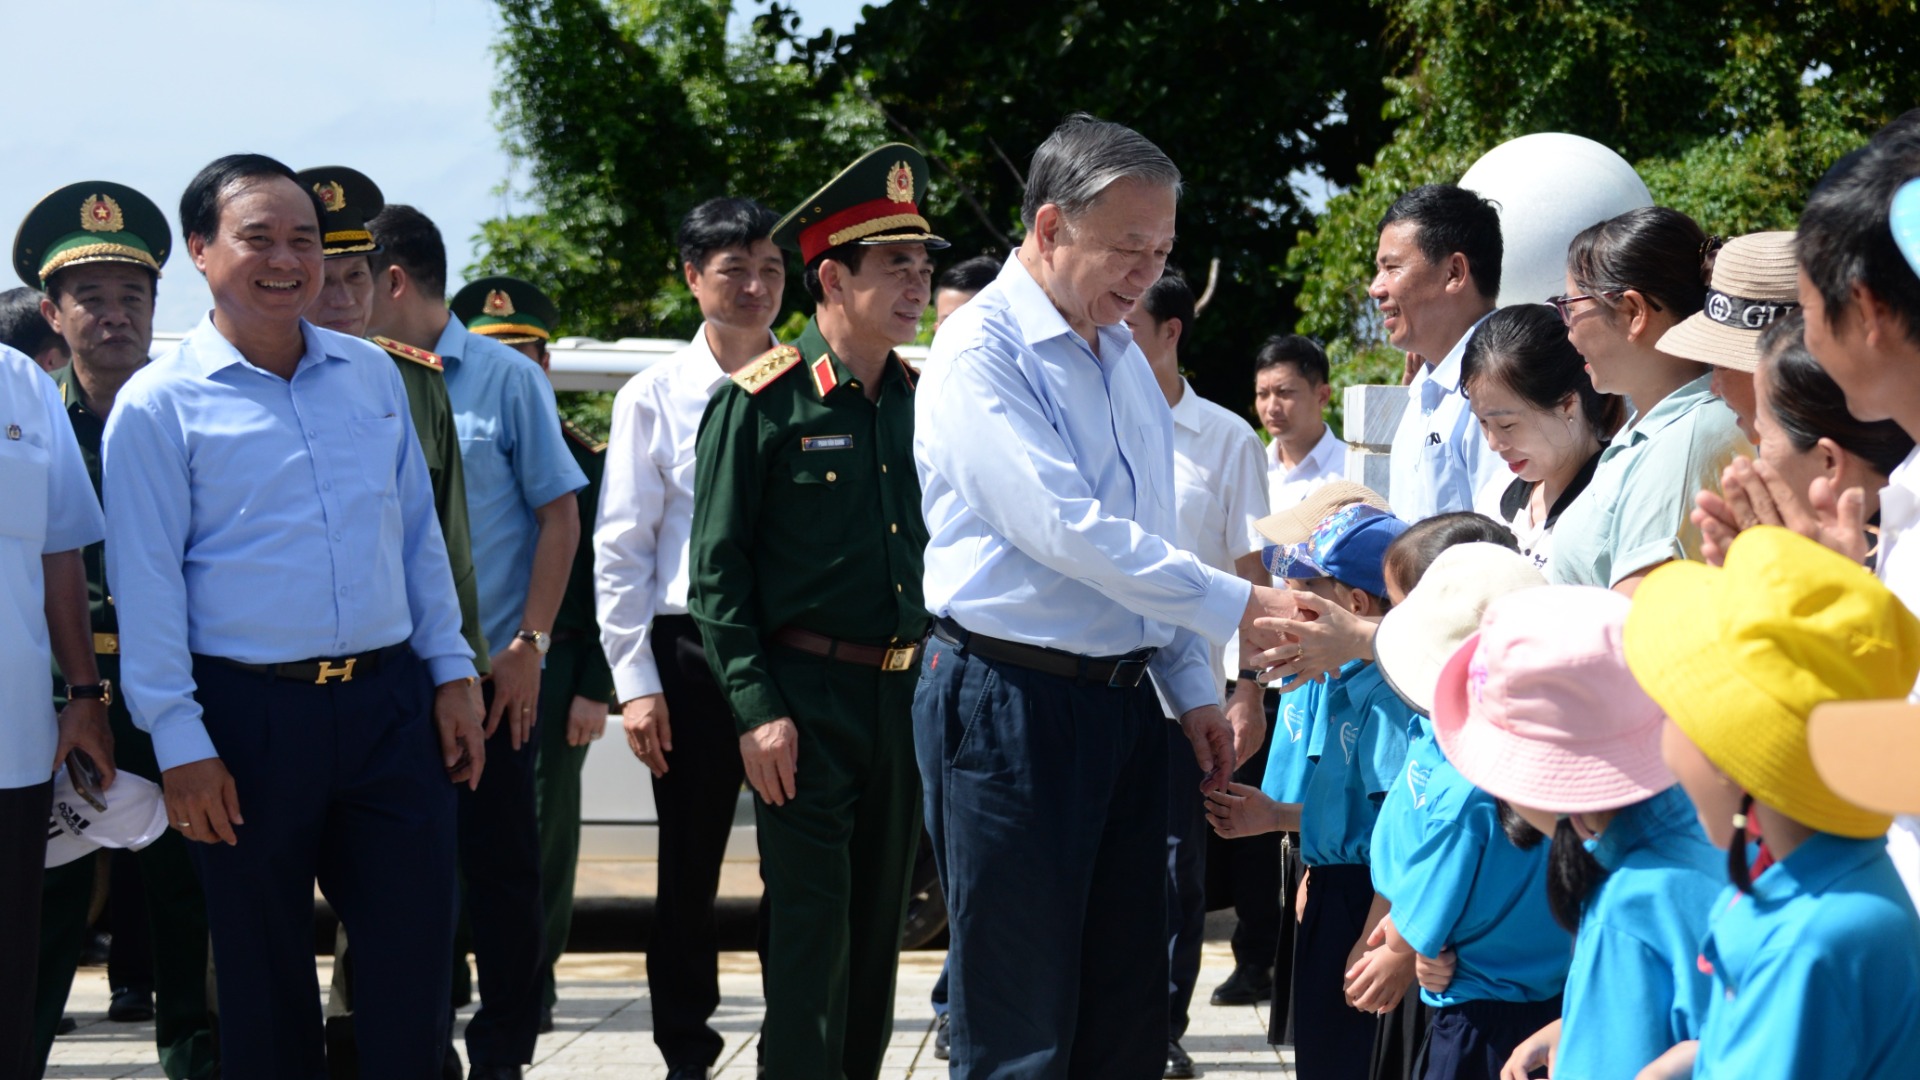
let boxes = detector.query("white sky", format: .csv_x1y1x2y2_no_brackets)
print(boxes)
0,0,866,333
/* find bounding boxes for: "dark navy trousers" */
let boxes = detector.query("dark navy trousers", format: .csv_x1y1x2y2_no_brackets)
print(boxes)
459,682,546,1066
189,648,456,1080
914,633,1169,1080
1166,718,1207,1044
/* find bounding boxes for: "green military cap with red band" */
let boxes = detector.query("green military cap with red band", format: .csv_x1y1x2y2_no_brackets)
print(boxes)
13,180,171,287
771,142,949,264
451,275,559,345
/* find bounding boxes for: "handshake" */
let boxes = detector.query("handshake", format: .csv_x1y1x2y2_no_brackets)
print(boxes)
1238,584,1377,692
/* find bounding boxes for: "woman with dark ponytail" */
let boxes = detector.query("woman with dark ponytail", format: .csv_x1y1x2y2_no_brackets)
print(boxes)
1432,585,1723,1080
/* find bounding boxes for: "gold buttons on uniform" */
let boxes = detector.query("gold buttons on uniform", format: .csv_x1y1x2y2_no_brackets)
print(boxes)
881,464,888,473
890,523,898,533
826,470,838,482
896,584,903,592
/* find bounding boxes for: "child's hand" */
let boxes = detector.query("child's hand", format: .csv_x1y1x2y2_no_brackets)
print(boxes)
1634,1040,1698,1080
1414,948,1457,994
1204,782,1281,839
1500,1018,1561,1080
1343,940,1416,1013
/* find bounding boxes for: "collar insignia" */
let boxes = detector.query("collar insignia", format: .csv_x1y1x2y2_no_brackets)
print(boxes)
81,194,124,233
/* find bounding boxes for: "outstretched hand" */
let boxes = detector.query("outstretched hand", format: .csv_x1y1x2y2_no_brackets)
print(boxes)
1249,589,1376,692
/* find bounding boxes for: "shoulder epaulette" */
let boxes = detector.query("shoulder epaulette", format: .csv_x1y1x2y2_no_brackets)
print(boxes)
562,418,606,453
371,335,444,371
731,344,803,395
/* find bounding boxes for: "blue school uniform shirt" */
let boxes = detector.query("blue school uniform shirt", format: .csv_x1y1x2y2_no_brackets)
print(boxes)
1388,759,1571,1007
1261,679,1321,804
1555,786,1724,1080
1693,832,1920,1080
1368,711,1442,902
1299,660,1413,868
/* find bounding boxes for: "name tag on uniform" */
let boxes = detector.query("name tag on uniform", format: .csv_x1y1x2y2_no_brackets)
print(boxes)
801,435,853,451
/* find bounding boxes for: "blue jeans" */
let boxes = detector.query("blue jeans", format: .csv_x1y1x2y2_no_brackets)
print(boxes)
914,632,1169,1079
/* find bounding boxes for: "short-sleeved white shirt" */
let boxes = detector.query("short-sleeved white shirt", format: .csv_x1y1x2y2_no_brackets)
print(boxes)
0,347,105,790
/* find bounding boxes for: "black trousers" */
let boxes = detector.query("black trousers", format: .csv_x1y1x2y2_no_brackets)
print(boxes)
1415,996,1562,1080
1292,863,1378,1080
1167,720,1207,1043
1207,692,1283,968
0,779,52,1080
646,614,749,1070
190,648,456,1080
458,682,547,1067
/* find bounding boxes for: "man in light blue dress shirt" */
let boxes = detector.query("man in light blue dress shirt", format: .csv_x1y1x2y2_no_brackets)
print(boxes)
913,115,1291,1079
101,154,485,1078
367,204,585,1080
1373,184,1505,521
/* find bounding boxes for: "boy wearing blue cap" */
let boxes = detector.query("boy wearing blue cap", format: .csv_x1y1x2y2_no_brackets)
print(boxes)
1209,503,1414,1080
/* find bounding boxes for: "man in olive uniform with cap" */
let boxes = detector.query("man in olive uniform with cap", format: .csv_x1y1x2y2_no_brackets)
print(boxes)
297,166,490,1076
689,144,942,1080
451,275,615,1030
15,181,218,1079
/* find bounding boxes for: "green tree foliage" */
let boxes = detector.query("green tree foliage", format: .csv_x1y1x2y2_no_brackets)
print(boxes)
1293,0,1920,389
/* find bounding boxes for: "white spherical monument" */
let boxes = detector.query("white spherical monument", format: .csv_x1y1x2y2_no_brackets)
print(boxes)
1459,133,1653,307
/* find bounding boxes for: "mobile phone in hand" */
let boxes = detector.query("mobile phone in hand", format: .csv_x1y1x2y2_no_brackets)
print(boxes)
67,748,107,813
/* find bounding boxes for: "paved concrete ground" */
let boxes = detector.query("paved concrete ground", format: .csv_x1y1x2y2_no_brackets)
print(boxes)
46,941,1296,1078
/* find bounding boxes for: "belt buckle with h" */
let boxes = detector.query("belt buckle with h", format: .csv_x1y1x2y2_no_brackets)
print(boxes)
315,657,357,685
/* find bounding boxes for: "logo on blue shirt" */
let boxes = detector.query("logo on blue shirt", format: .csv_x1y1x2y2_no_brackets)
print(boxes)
1283,703,1305,743
1340,721,1359,764
1405,758,1432,809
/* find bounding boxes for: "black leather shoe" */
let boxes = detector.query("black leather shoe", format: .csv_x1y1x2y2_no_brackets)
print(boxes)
467,1067,522,1080
1209,963,1274,1006
1165,1040,1196,1079
109,986,155,1022
666,1068,709,1080
933,1011,951,1061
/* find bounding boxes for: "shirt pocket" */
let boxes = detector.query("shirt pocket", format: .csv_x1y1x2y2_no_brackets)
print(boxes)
788,456,849,492
0,435,51,546
348,415,403,498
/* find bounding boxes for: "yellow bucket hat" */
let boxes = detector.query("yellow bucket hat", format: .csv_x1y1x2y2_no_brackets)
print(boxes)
1623,527,1920,838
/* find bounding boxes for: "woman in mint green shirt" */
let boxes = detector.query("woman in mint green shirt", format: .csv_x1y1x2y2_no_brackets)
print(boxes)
1546,208,1749,593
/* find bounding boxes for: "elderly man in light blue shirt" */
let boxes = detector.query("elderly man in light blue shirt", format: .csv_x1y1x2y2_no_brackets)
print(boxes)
101,153,484,1077
1372,183,1506,521
913,114,1291,1079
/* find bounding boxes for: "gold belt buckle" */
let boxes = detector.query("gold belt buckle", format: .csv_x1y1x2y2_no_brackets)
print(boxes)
315,657,358,685
882,645,917,672
93,632,118,655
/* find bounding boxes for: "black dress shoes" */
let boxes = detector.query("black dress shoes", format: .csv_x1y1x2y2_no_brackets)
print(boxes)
1209,963,1275,1006
1165,1040,1197,1079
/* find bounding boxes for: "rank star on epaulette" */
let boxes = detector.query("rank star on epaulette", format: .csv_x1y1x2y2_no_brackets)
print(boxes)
371,335,444,371
731,345,802,395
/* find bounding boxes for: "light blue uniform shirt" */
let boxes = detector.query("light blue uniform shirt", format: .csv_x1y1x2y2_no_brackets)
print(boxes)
1388,759,1571,1007
0,346,104,789
1385,314,1503,522
103,317,476,772
914,256,1251,714
1368,711,1442,902
1555,785,1723,1080
1548,374,1748,587
437,318,587,654
1299,661,1412,868
1694,833,1920,1080
1261,681,1321,804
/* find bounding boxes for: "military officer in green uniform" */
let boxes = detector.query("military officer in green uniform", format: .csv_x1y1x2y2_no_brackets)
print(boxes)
450,275,615,1031
16,181,218,1078
689,144,944,1080
297,166,488,1075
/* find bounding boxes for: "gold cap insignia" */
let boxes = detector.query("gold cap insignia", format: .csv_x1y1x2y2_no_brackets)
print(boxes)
484,289,515,317
314,180,346,212
81,194,124,233
886,162,914,204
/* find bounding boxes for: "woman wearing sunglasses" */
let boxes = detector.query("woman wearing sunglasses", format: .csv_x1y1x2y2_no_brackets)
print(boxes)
1543,207,1750,594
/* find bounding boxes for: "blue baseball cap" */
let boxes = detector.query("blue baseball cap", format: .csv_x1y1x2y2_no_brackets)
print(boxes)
1894,178,1920,279
1262,503,1408,598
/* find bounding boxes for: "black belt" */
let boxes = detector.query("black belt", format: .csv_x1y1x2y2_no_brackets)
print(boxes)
205,642,408,685
772,626,921,672
931,617,1155,689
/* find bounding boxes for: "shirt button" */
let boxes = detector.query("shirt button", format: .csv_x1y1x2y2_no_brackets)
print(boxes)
307,430,319,439
896,583,902,593
322,481,331,491
882,464,889,473
826,470,837,482
333,532,343,542
890,523,898,534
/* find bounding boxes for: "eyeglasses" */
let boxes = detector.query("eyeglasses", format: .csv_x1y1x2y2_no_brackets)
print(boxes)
1545,290,1619,325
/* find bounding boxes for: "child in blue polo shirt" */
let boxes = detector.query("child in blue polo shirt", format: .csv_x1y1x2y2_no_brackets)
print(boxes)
1208,502,1411,1080
1623,528,1920,1080
1432,584,1724,1080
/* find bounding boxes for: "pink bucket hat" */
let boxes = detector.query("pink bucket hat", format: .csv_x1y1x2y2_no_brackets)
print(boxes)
1432,585,1674,814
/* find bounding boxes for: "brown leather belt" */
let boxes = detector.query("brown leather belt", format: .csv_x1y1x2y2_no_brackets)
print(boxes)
771,626,921,672
204,642,408,685
931,616,1155,689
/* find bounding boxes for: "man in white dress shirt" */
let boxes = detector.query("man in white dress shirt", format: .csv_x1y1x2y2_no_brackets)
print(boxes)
1124,272,1271,1078
591,197,783,1080
1255,334,1347,511
1374,184,1505,521
912,114,1292,1078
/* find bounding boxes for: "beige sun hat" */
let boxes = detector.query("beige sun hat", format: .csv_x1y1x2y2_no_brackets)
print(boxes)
1656,230,1800,373
1254,480,1390,547
1373,542,1546,714
1808,701,1920,817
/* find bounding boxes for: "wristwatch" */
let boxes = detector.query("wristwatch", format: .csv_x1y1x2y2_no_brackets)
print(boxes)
66,680,112,706
515,629,551,656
